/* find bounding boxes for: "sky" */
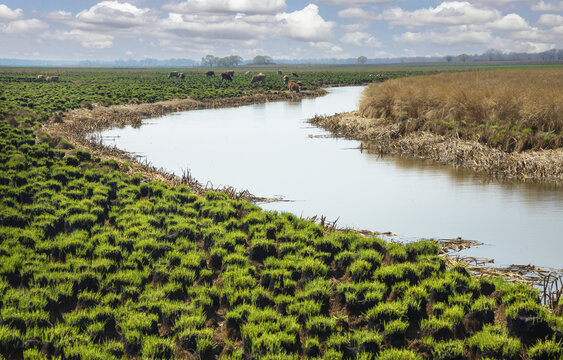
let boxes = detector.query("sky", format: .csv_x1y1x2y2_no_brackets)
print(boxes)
0,0,562,61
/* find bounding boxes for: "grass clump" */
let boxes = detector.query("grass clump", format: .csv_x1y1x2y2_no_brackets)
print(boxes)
466,324,521,359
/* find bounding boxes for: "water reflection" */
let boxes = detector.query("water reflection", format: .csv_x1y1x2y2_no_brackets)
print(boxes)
98,86,562,269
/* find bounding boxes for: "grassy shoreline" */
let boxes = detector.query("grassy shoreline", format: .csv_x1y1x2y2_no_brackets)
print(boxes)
310,111,563,182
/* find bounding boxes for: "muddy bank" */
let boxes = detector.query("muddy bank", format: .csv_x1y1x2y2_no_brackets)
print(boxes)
41,89,326,199
310,111,563,182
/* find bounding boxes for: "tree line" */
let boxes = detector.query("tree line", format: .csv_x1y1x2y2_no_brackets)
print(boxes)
201,55,274,68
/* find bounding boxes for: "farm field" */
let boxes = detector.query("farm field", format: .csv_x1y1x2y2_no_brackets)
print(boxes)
0,67,562,359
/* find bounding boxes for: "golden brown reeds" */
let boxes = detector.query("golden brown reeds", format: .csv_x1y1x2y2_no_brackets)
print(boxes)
359,68,563,152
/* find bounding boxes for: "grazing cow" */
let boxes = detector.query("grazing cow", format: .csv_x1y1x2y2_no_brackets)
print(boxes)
226,71,235,77
251,73,266,84
168,71,180,79
277,70,283,76
220,72,233,82
245,71,251,76
46,76,59,82
283,75,300,93
206,71,215,77
292,72,298,77
179,72,185,81
37,75,45,80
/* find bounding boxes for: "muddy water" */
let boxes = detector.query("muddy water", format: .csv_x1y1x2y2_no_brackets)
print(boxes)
98,87,563,269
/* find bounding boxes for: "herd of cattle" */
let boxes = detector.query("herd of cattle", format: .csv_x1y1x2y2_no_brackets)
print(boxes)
169,70,302,92
35,70,302,92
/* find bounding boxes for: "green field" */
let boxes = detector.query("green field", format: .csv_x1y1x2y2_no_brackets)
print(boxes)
1,68,562,359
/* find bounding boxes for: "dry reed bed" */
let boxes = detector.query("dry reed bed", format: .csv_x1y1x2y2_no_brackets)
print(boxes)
41,90,325,200
359,68,563,153
310,111,563,181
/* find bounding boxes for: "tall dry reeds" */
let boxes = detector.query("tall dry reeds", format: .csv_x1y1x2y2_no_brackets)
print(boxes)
359,68,563,152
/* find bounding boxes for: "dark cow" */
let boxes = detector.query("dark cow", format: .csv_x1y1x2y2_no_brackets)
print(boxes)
179,72,185,81
206,71,215,77
226,71,235,77
220,72,233,82
251,73,266,84
168,71,180,79
292,72,299,77
277,70,283,76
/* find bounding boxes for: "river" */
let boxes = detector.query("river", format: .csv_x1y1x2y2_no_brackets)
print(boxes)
97,86,563,269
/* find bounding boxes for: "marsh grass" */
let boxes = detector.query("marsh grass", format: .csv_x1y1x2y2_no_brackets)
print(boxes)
359,68,563,152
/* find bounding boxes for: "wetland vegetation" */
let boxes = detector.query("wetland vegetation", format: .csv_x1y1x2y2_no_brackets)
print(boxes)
0,66,562,359
311,67,563,181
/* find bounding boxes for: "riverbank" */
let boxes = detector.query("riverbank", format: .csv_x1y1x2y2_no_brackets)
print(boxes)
310,111,563,182
40,89,326,199
316,68,562,182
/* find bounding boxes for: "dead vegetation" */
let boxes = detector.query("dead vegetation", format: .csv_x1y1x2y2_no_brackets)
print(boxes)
437,237,563,313
358,68,563,153
310,111,563,182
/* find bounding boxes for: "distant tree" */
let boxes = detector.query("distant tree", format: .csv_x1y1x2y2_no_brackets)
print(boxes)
484,48,502,61
445,55,453,62
457,54,469,63
357,56,367,64
201,55,218,68
252,55,273,65
228,55,243,66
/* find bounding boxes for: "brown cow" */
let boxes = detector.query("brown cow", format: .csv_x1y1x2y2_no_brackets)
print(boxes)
206,71,215,77
283,75,300,93
251,73,266,84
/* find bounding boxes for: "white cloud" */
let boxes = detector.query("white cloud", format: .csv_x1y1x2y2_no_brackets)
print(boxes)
308,41,347,57
382,2,501,26
531,1,563,11
537,14,563,26
341,31,381,47
162,0,286,15
276,4,336,42
338,7,375,21
75,1,154,29
160,12,271,40
0,4,23,21
45,10,73,21
48,29,114,49
315,0,395,4
394,27,492,45
486,13,531,31
2,19,49,34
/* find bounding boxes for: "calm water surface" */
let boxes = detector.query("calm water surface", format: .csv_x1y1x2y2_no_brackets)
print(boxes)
98,87,563,269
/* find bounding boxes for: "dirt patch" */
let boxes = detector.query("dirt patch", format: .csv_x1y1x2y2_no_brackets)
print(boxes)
41,90,326,200
310,111,563,182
